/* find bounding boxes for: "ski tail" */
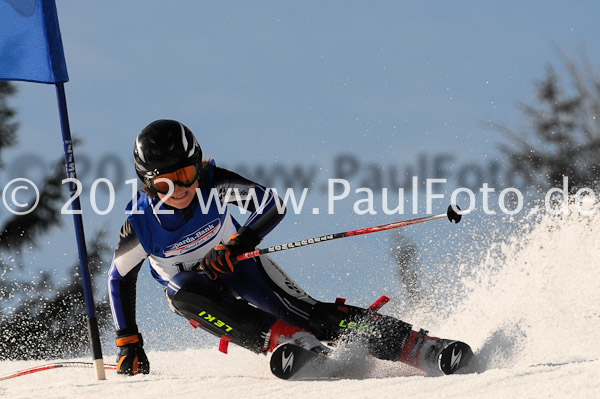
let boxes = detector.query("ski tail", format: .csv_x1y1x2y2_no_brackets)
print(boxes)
270,343,344,380
270,343,320,380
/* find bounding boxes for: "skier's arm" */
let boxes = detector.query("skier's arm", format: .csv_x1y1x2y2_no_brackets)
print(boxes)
212,166,286,238
201,167,285,279
108,218,148,337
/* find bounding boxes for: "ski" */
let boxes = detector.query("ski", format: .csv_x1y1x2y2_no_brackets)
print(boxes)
270,343,342,380
270,340,477,380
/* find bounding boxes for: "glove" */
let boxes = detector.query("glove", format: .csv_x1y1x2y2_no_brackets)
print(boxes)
202,226,261,279
116,333,150,375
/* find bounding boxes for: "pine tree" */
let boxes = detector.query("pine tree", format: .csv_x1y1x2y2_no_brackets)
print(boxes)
499,58,600,191
0,81,111,360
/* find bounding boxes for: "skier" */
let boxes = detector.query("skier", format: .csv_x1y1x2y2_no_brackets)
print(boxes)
108,119,473,377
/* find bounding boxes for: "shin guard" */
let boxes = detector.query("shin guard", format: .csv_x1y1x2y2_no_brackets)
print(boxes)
308,301,413,361
171,289,277,353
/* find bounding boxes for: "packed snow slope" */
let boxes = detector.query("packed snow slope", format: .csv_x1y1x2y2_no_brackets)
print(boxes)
1,208,599,399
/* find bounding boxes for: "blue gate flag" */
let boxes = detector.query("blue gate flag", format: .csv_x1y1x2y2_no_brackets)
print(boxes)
0,0,68,83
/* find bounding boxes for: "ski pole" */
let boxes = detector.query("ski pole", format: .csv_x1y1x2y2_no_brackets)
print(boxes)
236,205,462,261
0,362,117,382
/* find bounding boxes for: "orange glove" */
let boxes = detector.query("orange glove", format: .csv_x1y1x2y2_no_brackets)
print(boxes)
201,227,260,279
116,333,149,375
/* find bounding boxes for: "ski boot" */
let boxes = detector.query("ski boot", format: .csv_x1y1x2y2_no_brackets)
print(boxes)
266,320,330,355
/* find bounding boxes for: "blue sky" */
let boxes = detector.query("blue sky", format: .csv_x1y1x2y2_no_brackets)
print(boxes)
2,1,600,344
10,1,599,165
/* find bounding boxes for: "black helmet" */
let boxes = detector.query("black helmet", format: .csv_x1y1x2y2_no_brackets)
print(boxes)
133,119,202,187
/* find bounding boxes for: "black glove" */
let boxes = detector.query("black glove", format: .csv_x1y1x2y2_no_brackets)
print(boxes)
116,333,150,375
202,226,261,279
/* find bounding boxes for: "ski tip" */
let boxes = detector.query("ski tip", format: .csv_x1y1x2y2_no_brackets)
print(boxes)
447,204,462,224
438,341,475,375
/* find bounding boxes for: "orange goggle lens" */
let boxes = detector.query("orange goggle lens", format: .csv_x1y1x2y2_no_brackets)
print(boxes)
150,165,198,193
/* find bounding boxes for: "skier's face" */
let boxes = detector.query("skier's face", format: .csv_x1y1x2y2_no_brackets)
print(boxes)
157,179,199,209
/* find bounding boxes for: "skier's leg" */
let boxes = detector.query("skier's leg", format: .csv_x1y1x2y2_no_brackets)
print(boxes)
165,271,324,354
203,257,472,374
220,256,318,329
307,301,412,359
229,255,415,359
217,256,425,364
307,301,474,375
166,271,274,353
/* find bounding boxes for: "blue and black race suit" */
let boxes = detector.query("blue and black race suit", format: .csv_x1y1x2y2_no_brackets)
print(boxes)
108,160,318,342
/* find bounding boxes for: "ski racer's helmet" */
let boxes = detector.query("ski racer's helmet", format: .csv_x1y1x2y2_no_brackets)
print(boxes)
133,119,203,193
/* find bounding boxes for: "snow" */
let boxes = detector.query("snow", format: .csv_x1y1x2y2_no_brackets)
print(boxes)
1,350,598,398
1,208,599,398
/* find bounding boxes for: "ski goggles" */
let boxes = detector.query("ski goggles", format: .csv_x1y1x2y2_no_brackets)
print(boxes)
149,165,198,194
